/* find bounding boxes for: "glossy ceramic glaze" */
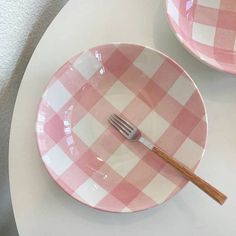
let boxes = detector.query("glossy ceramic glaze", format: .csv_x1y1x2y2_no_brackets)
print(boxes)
166,0,236,74
36,43,207,212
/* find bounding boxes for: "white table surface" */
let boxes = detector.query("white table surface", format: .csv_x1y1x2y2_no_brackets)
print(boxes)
9,0,236,235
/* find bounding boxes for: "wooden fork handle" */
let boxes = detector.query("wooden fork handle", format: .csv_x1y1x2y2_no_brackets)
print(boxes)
152,146,227,205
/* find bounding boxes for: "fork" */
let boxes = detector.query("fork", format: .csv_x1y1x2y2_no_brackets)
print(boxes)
108,113,227,205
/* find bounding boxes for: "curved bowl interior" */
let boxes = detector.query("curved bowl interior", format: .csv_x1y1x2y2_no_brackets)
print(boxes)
166,0,236,74
36,43,207,212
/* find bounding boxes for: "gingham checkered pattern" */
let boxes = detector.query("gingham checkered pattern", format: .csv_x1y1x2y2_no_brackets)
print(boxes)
36,43,207,212
166,0,236,74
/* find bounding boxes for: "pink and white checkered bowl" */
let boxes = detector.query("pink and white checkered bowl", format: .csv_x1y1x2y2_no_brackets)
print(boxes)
36,43,207,212
166,0,236,74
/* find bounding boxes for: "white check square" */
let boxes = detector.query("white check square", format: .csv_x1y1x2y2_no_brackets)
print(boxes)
73,113,105,146
75,178,108,206
234,39,236,52
122,207,131,212
192,23,216,47
174,138,203,168
104,81,135,111
107,144,139,177
43,81,71,112
42,145,73,176
168,74,196,105
73,51,102,80
197,0,220,9
139,111,169,143
167,0,179,25
143,174,176,204
133,48,165,78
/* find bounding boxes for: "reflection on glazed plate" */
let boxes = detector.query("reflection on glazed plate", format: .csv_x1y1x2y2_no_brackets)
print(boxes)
36,43,207,212
166,0,236,74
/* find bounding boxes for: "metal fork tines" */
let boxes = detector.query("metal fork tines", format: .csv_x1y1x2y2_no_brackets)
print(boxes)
108,114,140,140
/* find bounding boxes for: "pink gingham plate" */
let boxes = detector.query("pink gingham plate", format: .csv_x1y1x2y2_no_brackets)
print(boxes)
166,0,236,74
36,43,207,212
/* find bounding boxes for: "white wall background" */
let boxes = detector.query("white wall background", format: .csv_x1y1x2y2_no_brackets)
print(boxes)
0,1,68,235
